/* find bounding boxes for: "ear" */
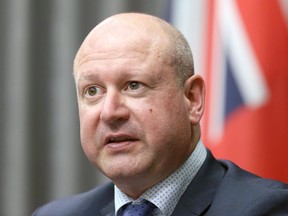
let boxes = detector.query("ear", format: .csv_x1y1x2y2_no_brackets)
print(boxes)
184,74,205,124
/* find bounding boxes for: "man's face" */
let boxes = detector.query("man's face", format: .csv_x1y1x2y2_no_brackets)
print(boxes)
74,25,195,192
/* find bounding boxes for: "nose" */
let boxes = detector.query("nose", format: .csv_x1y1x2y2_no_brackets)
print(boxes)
99,90,130,124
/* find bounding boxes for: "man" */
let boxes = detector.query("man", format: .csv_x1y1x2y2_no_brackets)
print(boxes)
33,13,288,216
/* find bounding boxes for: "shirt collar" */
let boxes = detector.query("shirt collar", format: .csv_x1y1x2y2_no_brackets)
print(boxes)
114,141,207,216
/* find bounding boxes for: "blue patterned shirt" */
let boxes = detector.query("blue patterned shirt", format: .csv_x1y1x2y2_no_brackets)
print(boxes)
115,141,207,216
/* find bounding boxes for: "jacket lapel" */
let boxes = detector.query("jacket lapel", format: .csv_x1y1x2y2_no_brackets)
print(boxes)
97,151,226,216
100,200,115,216
171,151,226,216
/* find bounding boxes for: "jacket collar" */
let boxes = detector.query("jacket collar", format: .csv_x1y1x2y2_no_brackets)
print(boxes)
99,150,226,216
171,150,226,216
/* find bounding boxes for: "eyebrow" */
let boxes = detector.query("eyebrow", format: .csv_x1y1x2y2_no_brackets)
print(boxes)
77,73,99,83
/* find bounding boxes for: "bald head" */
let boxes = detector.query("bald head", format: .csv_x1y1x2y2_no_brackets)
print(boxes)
74,13,205,194
74,13,194,85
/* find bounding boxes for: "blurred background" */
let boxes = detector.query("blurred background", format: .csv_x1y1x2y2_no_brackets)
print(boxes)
1,0,287,215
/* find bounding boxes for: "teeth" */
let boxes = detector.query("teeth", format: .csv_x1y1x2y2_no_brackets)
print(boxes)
109,137,116,142
109,137,134,143
109,137,132,143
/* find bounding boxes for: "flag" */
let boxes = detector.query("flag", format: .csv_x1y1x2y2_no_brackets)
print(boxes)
202,0,288,183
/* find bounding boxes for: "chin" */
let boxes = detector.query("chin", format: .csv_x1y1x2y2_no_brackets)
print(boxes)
102,163,148,182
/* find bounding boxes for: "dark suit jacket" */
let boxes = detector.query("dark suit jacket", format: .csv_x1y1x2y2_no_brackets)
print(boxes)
32,151,288,215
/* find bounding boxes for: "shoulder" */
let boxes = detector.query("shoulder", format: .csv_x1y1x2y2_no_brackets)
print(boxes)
32,182,114,216
220,160,288,191
211,160,288,214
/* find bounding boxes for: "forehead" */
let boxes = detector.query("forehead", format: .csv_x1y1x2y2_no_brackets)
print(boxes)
77,51,150,76
75,15,171,60
74,43,178,92
74,36,156,80
75,36,166,76
73,14,177,82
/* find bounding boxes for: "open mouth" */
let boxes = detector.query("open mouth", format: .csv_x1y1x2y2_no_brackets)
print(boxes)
105,135,138,145
104,135,139,152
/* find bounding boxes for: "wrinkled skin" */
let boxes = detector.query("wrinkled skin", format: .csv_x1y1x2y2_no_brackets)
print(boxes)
74,13,205,198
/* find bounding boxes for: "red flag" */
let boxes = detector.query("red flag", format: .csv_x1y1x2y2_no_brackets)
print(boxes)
203,0,288,183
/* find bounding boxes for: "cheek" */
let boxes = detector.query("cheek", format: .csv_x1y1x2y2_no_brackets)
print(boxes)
78,107,100,154
79,105,99,130
145,97,190,138
79,111,92,138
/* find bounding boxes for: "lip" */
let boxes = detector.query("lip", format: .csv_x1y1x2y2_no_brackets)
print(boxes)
104,134,139,151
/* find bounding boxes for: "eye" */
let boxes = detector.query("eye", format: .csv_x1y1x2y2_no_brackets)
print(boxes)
84,85,102,97
127,81,142,90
